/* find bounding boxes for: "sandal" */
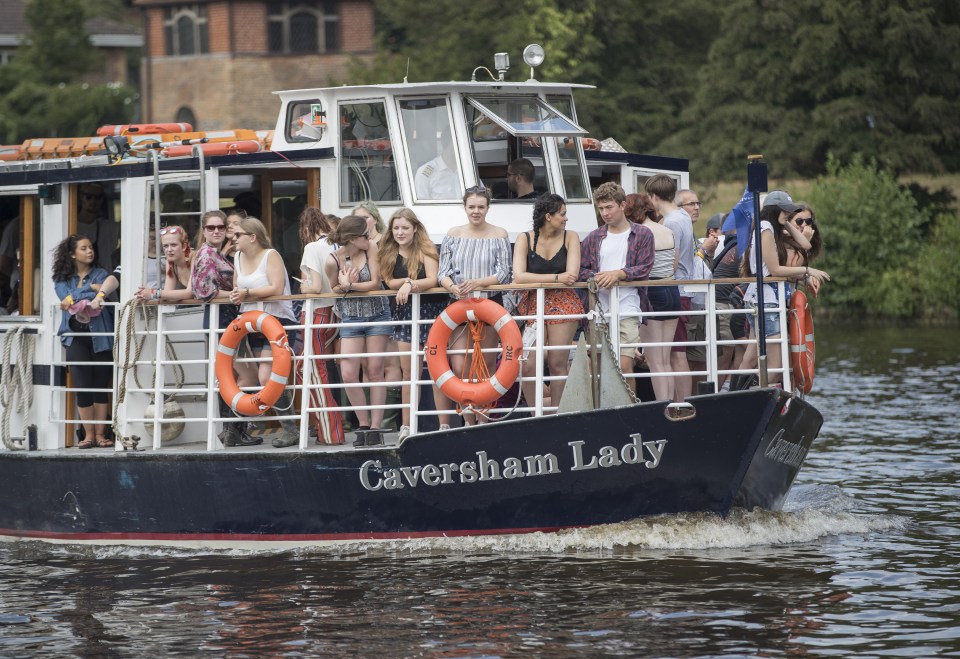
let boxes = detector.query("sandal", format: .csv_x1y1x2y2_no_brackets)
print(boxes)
77,437,96,449
96,435,113,448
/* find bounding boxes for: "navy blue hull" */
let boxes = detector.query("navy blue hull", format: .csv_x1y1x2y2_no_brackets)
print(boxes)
0,390,821,544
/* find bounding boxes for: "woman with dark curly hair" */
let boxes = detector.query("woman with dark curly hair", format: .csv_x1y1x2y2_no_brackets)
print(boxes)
784,203,824,296
52,234,115,448
512,193,583,411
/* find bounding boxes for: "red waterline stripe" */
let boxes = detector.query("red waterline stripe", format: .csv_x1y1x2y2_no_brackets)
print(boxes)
0,526,573,542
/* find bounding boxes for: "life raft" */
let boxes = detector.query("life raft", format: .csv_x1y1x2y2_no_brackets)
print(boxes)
216,311,292,416
787,290,815,394
426,297,522,407
97,123,194,136
162,140,262,158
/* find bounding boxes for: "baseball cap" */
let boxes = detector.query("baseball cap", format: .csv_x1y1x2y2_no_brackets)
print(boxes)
706,213,723,232
761,190,801,213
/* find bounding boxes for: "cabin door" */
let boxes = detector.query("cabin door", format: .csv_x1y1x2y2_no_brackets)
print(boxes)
259,169,320,280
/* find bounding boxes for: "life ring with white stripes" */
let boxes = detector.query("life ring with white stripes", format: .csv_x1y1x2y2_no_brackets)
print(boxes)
788,290,815,394
425,297,522,407
216,311,292,415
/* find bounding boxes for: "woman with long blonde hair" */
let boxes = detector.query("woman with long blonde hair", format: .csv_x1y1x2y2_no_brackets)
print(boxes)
379,208,451,439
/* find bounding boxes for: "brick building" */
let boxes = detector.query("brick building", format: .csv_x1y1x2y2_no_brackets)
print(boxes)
134,0,376,130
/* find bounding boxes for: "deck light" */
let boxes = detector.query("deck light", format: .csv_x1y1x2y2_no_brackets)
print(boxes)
494,52,510,81
523,44,545,80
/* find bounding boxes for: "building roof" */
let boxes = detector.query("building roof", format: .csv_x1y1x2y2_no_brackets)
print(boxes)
0,0,142,47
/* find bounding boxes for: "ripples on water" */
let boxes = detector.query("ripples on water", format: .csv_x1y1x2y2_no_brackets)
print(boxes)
1,325,958,657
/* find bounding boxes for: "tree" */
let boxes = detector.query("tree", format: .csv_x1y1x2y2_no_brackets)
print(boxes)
663,0,960,181
806,155,925,316
0,0,135,143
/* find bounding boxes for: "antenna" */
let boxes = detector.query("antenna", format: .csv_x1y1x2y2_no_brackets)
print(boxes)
403,58,410,84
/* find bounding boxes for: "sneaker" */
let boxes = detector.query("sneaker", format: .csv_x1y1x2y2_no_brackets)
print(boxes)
398,425,411,441
439,424,451,432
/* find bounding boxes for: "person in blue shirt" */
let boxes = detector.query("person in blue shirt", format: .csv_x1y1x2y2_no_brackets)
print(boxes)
52,235,115,448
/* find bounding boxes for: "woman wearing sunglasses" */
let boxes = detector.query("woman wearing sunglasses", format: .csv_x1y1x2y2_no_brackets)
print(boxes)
191,210,249,446
135,225,194,303
228,217,301,448
784,203,824,295
324,215,392,437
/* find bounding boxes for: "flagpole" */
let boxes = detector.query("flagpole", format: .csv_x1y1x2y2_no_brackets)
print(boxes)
747,155,768,387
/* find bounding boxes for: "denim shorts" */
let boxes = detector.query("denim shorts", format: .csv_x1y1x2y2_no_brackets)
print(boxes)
339,308,393,339
746,302,781,338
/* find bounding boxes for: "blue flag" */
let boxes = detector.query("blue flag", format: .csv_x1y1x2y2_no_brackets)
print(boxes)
722,185,755,258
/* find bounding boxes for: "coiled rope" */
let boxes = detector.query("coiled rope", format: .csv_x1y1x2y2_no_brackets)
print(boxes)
0,328,35,450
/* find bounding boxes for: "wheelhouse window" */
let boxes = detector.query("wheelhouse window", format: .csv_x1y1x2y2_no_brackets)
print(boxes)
339,101,400,205
163,5,209,56
399,98,462,202
546,95,590,201
286,99,327,143
463,95,587,202
268,1,340,54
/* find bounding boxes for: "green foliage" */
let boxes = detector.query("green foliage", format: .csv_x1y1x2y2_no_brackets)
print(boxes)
807,155,924,316
917,213,960,318
0,0,135,143
351,0,718,154
666,0,960,181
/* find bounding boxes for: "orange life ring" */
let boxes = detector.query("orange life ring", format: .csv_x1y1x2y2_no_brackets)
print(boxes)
216,311,292,416
162,140,262,158
788,290,815,394
425,297,523,407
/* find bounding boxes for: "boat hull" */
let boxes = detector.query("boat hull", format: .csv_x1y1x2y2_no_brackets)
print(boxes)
0,390,821,546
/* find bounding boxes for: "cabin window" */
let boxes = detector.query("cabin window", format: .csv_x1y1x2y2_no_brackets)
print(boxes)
268,2,340,54
546,95,590,201
398,98,463,202
71,182,121,274
163,5,209,56
463,95,587,202
0,194,40,317
339,101,400,205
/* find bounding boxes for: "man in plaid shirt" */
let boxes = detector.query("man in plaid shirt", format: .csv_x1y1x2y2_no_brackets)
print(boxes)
578,182,655,390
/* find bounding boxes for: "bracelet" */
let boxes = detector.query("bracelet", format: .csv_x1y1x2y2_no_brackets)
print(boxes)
64,294,74,305
96,291,106,298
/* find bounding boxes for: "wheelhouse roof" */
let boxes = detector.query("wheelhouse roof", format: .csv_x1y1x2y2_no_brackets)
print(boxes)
274,80,596,99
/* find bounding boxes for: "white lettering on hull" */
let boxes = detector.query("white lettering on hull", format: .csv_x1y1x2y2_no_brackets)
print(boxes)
359,434,667,492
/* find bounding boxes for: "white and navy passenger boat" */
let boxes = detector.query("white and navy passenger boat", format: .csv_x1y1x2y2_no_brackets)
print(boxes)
0,48,822,547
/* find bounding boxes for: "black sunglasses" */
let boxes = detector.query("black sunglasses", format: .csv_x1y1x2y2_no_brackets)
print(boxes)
794,217,814,227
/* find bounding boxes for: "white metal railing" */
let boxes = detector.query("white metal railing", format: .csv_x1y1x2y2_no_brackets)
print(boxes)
47,279,794,450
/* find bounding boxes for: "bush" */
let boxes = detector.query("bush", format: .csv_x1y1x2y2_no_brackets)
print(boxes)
807,155,924,317
918,213,960,319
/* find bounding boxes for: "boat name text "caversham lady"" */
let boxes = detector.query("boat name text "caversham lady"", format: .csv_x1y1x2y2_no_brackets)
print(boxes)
359,435,667,491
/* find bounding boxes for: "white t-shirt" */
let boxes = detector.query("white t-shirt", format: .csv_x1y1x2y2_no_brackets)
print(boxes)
744,220,777,305
300,238,335,308
598,229,641,317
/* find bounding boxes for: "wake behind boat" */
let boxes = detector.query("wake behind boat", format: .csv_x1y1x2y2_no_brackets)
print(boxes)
0,46,822,547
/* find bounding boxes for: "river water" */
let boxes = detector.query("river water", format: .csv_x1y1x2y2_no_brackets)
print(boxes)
1,325,958,657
